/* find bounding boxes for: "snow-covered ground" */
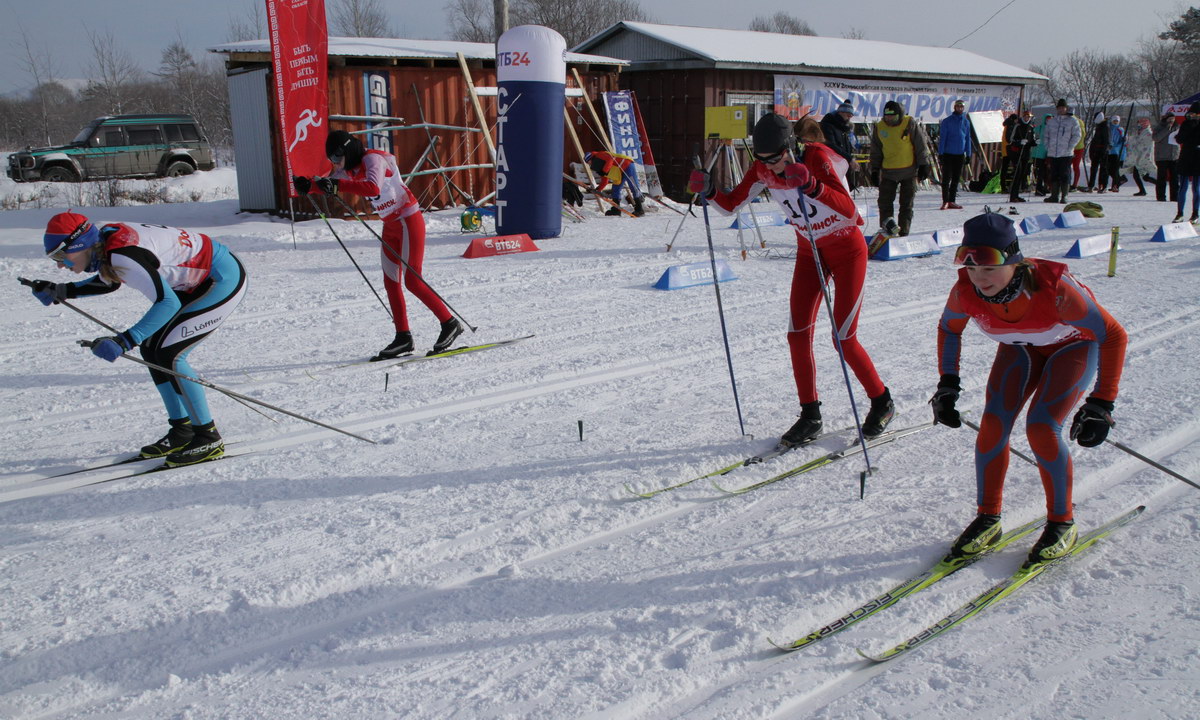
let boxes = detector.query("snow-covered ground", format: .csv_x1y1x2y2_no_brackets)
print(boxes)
1,166,1198,719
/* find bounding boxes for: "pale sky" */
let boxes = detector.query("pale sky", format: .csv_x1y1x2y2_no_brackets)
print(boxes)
0,0,1190,96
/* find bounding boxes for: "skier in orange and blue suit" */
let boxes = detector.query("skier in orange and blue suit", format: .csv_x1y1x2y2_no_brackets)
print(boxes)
930,211,1127,566
586,150,645,216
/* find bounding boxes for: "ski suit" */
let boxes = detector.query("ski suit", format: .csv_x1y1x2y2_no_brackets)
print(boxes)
936,260,1126,523
330,149,451,332
67,222,247,425
710,142,885,407
589,150,643,201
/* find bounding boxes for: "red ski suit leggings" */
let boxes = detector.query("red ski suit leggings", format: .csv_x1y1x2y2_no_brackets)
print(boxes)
381,212,451,332
975,340,1097,523
787,230,885,405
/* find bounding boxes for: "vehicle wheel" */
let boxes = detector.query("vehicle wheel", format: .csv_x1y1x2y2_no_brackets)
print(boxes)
164,161,195,178
41,166,78,182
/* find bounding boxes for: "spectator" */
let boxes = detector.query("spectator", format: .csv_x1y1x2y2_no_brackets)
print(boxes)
998,113,1019,193
1042,99,1082,204
1030,114,1051,196
1007,109,1037,202
938,99,972,209
1153,112,1181,203
1070,110,1086,190
821,99,858,189
868,100,931,236
1105,115,1127,193
1124,116,1153,196
1173,101,1200,224
1081,112,1111,192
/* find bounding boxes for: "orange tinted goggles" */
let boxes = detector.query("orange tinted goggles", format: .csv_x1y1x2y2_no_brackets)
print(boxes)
953,245,1009,266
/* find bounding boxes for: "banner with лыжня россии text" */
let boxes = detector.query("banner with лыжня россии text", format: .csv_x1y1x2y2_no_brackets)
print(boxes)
774,74,1022,124
266,0,328,195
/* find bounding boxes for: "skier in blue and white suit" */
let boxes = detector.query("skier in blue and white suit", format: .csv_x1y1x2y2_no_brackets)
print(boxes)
27,211,247,466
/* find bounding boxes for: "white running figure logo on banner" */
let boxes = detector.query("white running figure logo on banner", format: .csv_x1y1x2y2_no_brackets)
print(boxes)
288,108,323,152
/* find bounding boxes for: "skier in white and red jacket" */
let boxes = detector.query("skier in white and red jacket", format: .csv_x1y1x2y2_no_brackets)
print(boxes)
689,114,893,448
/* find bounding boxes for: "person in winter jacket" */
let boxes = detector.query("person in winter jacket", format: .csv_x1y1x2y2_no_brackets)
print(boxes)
587,150,645,217
295,130,464,361
1030,115,1050,195
689,114,894,448
1153,112,1181,202
1104,116,1128,193
28,212,248,467
1123,116,1154,196
933,210,1127,566
1006,109,1037,202
868,100,931,236
937,99,972,209
1071,112,1086,190
1041,99,1082,204
1082,112,1111,192
1173,102,1200,223
820,100,859,189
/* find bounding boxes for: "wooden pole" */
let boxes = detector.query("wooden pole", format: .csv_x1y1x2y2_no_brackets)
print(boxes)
564,106,606,213
457,52,496,162
571,67,614,153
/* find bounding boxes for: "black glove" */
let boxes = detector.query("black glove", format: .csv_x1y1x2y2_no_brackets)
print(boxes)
293,176,312,194
917,165,931,182
870,169,881,186
930,373,962,428
29,279,71,306
1070,397,1114,448
562,179,583,207
314,176,339,194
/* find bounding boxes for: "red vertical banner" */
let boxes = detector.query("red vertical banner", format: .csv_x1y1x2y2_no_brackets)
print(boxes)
266,0,328,195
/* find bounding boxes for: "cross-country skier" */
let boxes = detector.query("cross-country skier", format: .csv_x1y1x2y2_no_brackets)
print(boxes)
294,130,463,361
931,210,1128,565
27,212,248,466
689,113,894,448
586,150,645,217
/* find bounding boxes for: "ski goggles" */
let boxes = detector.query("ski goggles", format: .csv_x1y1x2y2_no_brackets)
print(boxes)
953,245,1011,266
753,150,787,164
45,221,94,264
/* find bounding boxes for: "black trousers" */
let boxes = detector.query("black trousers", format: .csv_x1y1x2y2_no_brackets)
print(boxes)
1156,160,1178,201
940,154,965,203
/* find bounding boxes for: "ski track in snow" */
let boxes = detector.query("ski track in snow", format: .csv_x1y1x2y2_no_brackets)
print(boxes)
1,171,1199,719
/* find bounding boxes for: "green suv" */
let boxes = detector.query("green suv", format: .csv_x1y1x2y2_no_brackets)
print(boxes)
7,114,215,183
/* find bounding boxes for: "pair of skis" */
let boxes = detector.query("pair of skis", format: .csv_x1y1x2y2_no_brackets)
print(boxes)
771,506,1144,661
314,335,534,375
623,422,934,499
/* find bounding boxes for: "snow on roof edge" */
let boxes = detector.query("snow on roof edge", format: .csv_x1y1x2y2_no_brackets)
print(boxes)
208,37,625,66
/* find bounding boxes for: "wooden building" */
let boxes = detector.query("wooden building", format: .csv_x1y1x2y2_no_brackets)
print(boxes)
209,37,624,216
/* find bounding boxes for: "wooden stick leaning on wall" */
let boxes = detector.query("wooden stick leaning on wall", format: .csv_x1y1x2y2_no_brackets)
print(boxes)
571,68,614,153
457,52,496,162
564,106,606,213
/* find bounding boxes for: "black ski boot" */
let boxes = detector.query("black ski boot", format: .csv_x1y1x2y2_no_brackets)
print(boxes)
140,417,193,459
371,331,414,362
1026,520,1078,565
950,513,1002,558
632,197,645,217
604,198,622,217
432,317,464,354
165,421,224,467
862,387,895,438
780,401,823,449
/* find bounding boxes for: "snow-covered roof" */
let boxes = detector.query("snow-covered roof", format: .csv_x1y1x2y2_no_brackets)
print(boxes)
573,22,1044,85
208,37,625,67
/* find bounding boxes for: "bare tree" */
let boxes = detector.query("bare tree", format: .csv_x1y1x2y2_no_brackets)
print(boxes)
841,27,866,40
328,0,396,37
448,0,652,48
13,17,63,145
1037,49,1139,142
84,29,145,115
226,3,266,42
748,12,816,36
1135,37,1191,110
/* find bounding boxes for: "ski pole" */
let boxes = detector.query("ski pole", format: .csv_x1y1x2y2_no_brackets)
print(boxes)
793,184,875,494
77,339,375,445
1105,437,1199,491
693,153,747,438
667,148,720,252
17,279,275,423
303,193,393,321
323,192,478,333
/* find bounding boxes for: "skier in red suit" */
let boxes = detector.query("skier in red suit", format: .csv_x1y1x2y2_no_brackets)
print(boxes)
932,210,1127,565
295,130,462,360
689,114,893,448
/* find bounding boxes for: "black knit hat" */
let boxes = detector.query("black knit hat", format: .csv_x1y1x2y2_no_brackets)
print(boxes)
751,113,794,156
326,130,365,169
962,211,1022,265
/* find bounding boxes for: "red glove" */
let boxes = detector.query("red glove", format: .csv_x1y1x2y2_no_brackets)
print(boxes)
688,169,713,197
783,162,816,194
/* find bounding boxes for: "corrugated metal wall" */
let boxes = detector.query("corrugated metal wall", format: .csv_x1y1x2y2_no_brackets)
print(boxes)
227,67,276,212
